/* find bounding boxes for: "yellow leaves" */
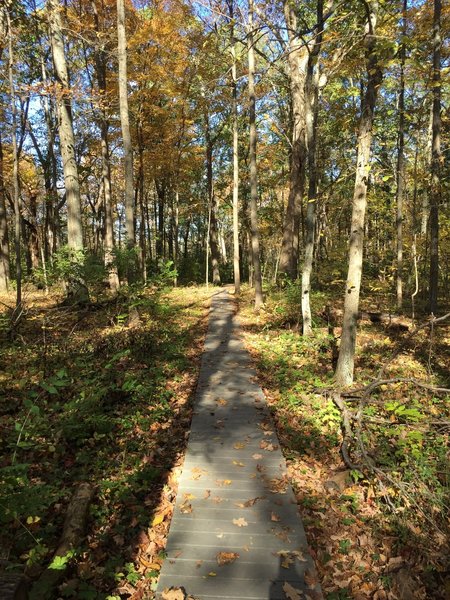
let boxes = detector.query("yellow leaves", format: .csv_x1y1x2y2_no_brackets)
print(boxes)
152,513,164,526
191,467,207,480
215,479,232,486
233,441,246,449
232,517,248,527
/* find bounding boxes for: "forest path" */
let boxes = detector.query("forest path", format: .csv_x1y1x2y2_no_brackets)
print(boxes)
156,288,322,600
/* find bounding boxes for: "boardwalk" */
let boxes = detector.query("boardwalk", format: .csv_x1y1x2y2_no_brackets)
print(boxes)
156,289,322,600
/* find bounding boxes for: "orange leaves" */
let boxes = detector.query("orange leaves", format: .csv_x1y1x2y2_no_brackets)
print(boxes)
216,551,239,566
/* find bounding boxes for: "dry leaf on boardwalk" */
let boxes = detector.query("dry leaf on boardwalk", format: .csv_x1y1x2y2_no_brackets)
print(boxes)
234,441,247,449
260,440,278,451
304,568,319,588
162,587,185,600
283,581,304,599
252,453,263,459
235,496,265,508
232,517,248,527
191,467,207,480
216,551,239,565
215,479,232,486
179,500,193,514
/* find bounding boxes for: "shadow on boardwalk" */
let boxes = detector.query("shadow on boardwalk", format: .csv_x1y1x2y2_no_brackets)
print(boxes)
156,289,323,600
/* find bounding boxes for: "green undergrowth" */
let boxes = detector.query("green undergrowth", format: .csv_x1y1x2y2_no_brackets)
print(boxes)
238,283,449,599
0,284,211,598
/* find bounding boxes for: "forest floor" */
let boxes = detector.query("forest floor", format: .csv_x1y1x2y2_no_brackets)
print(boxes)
0,282,449,600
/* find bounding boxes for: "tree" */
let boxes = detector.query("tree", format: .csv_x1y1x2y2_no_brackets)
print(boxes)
48,0,88,303
395,0,407,310
247,0,263,309
278,0,308,280
90,0,120,291
227,0,240,295
429,0,441,314
117,0,135,268
335,0,383,387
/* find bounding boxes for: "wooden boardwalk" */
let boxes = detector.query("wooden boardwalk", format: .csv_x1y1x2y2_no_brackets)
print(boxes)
156,289,322,600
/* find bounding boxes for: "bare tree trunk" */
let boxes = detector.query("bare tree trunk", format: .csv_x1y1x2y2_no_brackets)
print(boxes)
205,119,221,285
335,1,382,387
301,0,324,335
396,0,407,310
91,0,119,292
48,0,88,303
155,180,165,260
279,2,308,280
248,0,263,309
0,131,10,292
7,9,21,306
117,0,135,272
429,0,441,314
228,0,240,294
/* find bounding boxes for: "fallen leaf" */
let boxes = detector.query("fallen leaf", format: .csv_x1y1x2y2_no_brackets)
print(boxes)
216,398,228,406
184,493,196,500
208,571,217,577
233,460,245,467
216,551,239,566
139,557,161,570
271,512,281,522
304,568,319,588
216,479,232,486
204,489,211,499
260,440,279,451
232,517,248,527
179,501,193,514
234,441,246,449
191,467,207,480
162,588,185,600
283,581,304,599
152,514,165,526
252,453,263,460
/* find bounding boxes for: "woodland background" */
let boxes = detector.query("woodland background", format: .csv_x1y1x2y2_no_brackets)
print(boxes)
0,0,449,598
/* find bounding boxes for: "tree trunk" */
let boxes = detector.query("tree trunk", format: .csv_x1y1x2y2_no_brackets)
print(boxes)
91,0,119,292
247,0,263,309
301,0,323,335
0,131,10,292
155,180,165,260
205,119,221,286
228,0,240,295
279,2,308,280
117,0,135,275
7,9,21,306
429,0,441,314
335,1,382,387
48,0,88,303
396,0,407,310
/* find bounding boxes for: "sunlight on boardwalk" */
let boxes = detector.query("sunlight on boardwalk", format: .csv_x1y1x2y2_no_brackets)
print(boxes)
156,289,322,600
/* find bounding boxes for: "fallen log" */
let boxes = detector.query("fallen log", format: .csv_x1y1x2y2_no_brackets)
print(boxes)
0,570,28,600
324,306,410,331
30,482,94,600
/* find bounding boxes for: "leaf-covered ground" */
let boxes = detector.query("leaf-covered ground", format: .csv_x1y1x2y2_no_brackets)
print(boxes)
1,282,448,599
237,284,449,600
0,284,212,599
